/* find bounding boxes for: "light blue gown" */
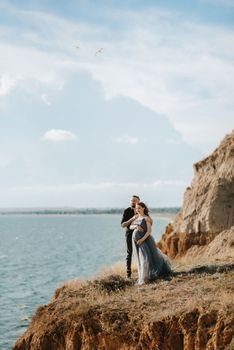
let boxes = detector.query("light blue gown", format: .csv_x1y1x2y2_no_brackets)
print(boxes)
132,216,172,285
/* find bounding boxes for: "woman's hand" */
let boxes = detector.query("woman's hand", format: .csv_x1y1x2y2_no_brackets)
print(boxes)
130,224,144,231
130,223,138,230
136,237,144,246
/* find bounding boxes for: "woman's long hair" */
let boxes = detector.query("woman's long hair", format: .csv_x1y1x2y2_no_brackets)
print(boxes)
138,202,149,216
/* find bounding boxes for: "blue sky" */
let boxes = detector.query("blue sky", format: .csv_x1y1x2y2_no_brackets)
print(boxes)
0,0,233,208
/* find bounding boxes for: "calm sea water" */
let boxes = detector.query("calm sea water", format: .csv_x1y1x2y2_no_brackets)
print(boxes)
0,214,171,349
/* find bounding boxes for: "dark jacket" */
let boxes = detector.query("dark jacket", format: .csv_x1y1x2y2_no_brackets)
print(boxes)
121,207,135,234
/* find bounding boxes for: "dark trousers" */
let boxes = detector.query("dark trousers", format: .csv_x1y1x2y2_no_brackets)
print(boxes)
125,231,133,277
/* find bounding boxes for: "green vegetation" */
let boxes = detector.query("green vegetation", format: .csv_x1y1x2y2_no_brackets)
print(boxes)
0,207,180,215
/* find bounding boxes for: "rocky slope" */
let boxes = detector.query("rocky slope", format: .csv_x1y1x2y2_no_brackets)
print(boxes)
13,266,234,350
13,131,234,350
158,131,234,258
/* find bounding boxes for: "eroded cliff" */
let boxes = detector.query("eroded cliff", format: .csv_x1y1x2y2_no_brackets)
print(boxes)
13,131,234,350
158,131,234,258
13,267,234,350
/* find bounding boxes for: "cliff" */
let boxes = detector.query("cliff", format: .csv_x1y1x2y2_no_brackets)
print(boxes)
158,130,234,258
13,264,234,350
13,131,234,350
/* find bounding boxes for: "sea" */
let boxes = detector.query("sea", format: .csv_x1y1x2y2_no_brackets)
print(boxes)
0,214,172,349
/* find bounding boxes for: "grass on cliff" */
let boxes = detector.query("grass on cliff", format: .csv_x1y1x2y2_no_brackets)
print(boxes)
43,260,234,330
23,256,233,350
49,228,234,325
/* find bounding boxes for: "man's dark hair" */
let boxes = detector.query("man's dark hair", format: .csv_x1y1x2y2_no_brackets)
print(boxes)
132,195,140,200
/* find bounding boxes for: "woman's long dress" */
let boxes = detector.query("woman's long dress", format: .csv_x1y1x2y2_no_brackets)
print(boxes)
132,216,172,285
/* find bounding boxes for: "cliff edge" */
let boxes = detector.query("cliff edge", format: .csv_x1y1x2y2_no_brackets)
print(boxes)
13,265,234,350
158,130,234,258
13,131,234,350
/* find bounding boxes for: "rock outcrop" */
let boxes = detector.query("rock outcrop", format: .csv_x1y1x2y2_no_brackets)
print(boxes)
13,269,234,350
13,131,234,350
13,309,234,350
158,131,234,258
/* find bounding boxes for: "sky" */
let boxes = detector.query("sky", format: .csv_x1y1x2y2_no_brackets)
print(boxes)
0,0,233,208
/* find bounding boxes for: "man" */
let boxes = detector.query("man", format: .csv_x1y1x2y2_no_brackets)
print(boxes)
121,195,140,278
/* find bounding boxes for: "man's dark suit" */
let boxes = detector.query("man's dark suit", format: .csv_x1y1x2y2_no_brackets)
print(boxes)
121,207,135,278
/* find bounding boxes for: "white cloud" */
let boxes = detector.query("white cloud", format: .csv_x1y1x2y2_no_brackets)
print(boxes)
2,180,185,197
151,180,185,188
0,74,16,96
203,0,234,7
41,93,51,106
42,129,77,142
0,4,233,152
0,153,13,168
77,13,234,152
0,180,186,207
3,180,185,192
113,136,139,144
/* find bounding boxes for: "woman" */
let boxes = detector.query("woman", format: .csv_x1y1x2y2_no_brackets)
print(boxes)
128,202,172,285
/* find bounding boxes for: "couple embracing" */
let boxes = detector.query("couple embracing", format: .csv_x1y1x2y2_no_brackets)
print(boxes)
121,195,172,285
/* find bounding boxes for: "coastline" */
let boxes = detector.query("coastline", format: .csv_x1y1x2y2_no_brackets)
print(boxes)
0,207,180,217
152,212,176,221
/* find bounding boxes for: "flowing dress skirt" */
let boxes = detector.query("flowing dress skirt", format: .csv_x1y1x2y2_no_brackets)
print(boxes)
133,229,172,285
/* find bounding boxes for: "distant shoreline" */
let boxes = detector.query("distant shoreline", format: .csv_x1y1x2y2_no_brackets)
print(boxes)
0,207,180,217
152,213,177,221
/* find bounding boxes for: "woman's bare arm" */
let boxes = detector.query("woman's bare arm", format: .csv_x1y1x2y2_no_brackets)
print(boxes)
136,217,152,245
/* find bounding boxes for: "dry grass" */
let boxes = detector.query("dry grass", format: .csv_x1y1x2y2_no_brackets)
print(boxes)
31,235,233,341
23,258,233,350
176,228,234,270
225,339,234,350
60,277,88,290
173,252,234,272
54,227,233,326
45,264,234,330
16,229,234,349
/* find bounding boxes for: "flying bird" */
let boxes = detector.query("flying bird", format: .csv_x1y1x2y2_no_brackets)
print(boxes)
95,48,104,56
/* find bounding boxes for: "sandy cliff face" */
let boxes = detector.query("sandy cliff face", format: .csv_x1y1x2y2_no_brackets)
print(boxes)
13,131,234,350
13,309,234,350
158,131,234,258
13,270,234,350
